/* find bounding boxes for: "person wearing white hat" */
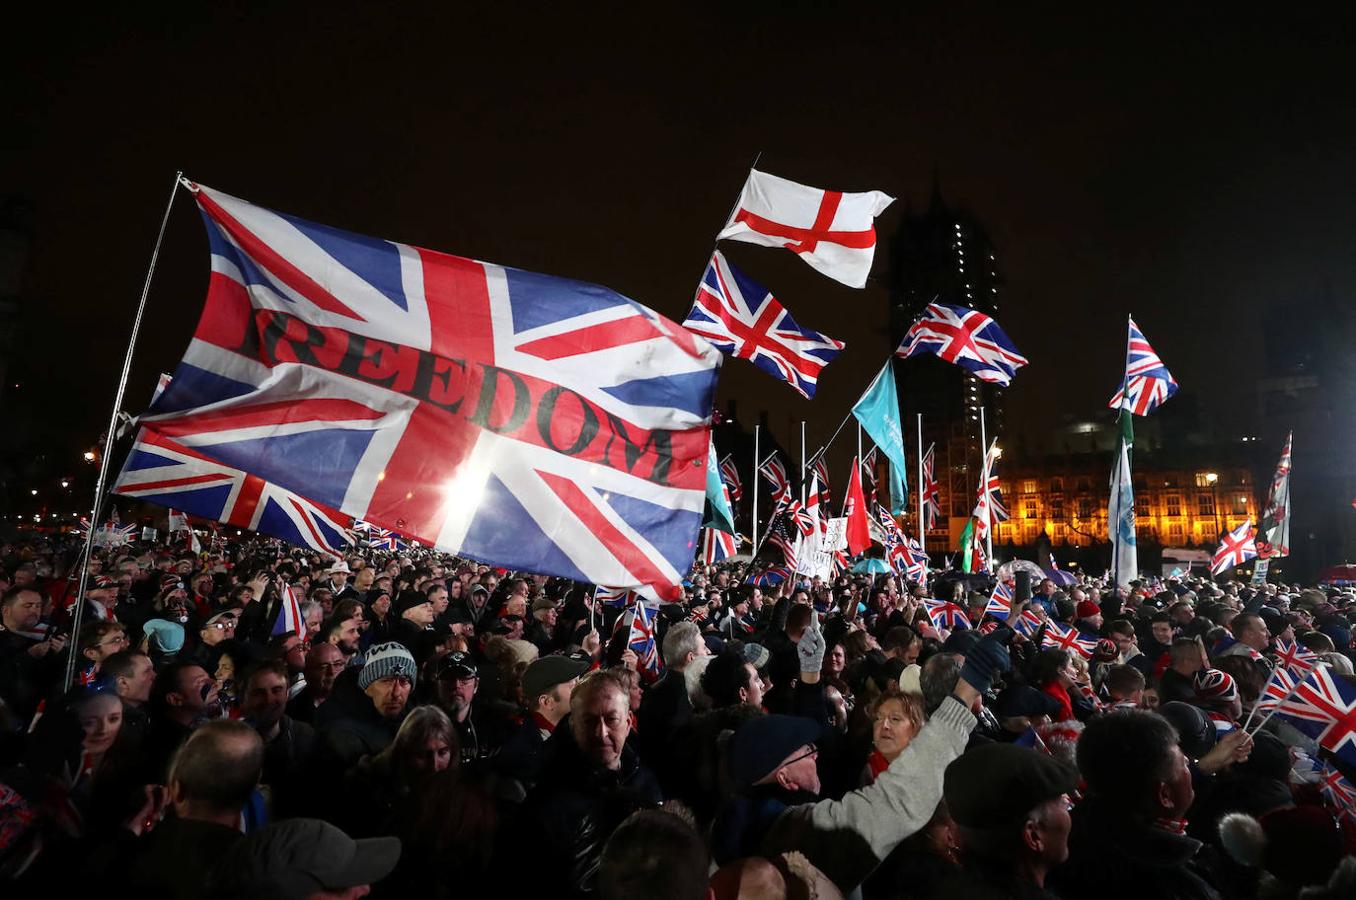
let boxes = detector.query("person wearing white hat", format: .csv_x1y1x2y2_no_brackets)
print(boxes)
326,561,359,602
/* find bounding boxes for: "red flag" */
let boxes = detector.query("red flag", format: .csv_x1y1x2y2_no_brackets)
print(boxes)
844,456,872,555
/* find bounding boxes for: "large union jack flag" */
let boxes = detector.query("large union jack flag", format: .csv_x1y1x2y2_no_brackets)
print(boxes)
896,302,1028,386
114,427,355,557
1108,317,1178,416
136,181,720,599
1275,666,1356,767
700,527,738,565
683,251,844,399
1211,520,1258,575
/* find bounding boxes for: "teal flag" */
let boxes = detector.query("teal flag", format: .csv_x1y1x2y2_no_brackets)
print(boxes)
703,438,736,535
852,362,909,514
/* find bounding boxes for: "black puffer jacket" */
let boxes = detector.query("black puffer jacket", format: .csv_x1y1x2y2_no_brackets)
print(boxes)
313,669,405,781
507,720,662,899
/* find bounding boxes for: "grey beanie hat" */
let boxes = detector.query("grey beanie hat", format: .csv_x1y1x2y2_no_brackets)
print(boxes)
358,641,417,691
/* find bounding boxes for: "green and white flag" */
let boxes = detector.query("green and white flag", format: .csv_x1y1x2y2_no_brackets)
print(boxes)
1109,411,1137,587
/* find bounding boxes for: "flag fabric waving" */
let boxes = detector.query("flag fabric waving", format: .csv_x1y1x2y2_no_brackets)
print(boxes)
1211,520,1258,575
985,580,1015,620
920,442,940,532
813,457,831,507
1108,317,1178,416
114,427,355,557
1042,621,1098,659
700,527,738,565
923,598,971,632
719,457,743,502
627,602,663,682
1273,639,1319,676
1257,432,1293,559
896,302,1028,386
138,181,720,600
843,458,872,556
1012,608,1045,639
760,456,793,505
703,439,737,536
1318,764,1356,820
271,585,307,641
683,251,844,399
594,586,639,608
716,168,894,288
1255,665,1297,716
1274,665,1356,767
851,362,908,514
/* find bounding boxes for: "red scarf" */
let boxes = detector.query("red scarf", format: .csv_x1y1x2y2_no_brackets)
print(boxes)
866,749,890,783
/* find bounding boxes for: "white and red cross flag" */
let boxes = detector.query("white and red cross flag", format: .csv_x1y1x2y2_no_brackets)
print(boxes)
136,180,721,600
717,168,894,289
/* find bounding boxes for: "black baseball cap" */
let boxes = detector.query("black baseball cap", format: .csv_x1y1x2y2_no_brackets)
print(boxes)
210,818,400,899
944,743,1079,828
435,651,478,681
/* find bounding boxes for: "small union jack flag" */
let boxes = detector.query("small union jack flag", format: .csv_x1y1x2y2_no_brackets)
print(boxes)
1274,666,1356,767
594,586,639,608
985,580,1015,620
896,302,1028,387
1318,763,1356,819
813,457,831,506
760,456,793,505
1108,317,1178,416
1256,666,1297,716
1211,520,1258,575
271,584,308,641
700,528,738,565
920,442,940,532
366,527,408,552
683,250,845,399
719,457,743,502
1012,608,1045,639
923,598,971,632
1274,639,1320,676
1043,621,1097,659
627,602,662,682
746,566,789,587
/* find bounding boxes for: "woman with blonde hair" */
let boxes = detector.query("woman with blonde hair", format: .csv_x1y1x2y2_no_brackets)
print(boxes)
862,686,926,784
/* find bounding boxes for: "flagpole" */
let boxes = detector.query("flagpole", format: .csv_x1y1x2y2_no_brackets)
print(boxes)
979,406,993,567
752,424,760,556
1111,315,1133,588
917,414,925,548
66,170,183,691
800,420,807,505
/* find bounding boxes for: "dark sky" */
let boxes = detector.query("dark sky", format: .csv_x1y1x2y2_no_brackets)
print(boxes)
7,4,1356,481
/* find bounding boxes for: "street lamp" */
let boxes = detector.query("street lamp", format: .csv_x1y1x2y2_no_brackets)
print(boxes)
1204,472,1222,540
83,451,96,463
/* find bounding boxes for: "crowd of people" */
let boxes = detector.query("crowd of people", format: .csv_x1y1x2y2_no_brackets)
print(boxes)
2,528,1356,899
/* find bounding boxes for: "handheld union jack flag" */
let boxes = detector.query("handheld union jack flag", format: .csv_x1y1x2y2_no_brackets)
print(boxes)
1108,317,1178,416
985,580,1015,620
1211,520,1258,575
1256,664,1296,717
683,250,845,399
746,566,789,587
700,527,738,565
271,584,308,642
627,601,662,682
1012,608,1045,639
1318,764,1356,820
136,181,720,600
920,442,940,532
114,428,355,557
1274,666,1356,767
594,586,639,608
760,456,793,505
1042,621,1097,659
1273,639,1320,676
719,457,743,503
923,598,972,632
367,528,408,552
896,302,1028,387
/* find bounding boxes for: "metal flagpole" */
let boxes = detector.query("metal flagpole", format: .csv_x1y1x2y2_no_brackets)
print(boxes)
917,414,925,548
66,170,184,691
752,424,760,555
979,406,993,567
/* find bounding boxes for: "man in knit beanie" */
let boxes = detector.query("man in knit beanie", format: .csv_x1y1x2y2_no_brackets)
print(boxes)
313,641,416,779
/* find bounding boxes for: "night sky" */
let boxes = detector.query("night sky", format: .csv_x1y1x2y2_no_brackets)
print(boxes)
7,5,1356,485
